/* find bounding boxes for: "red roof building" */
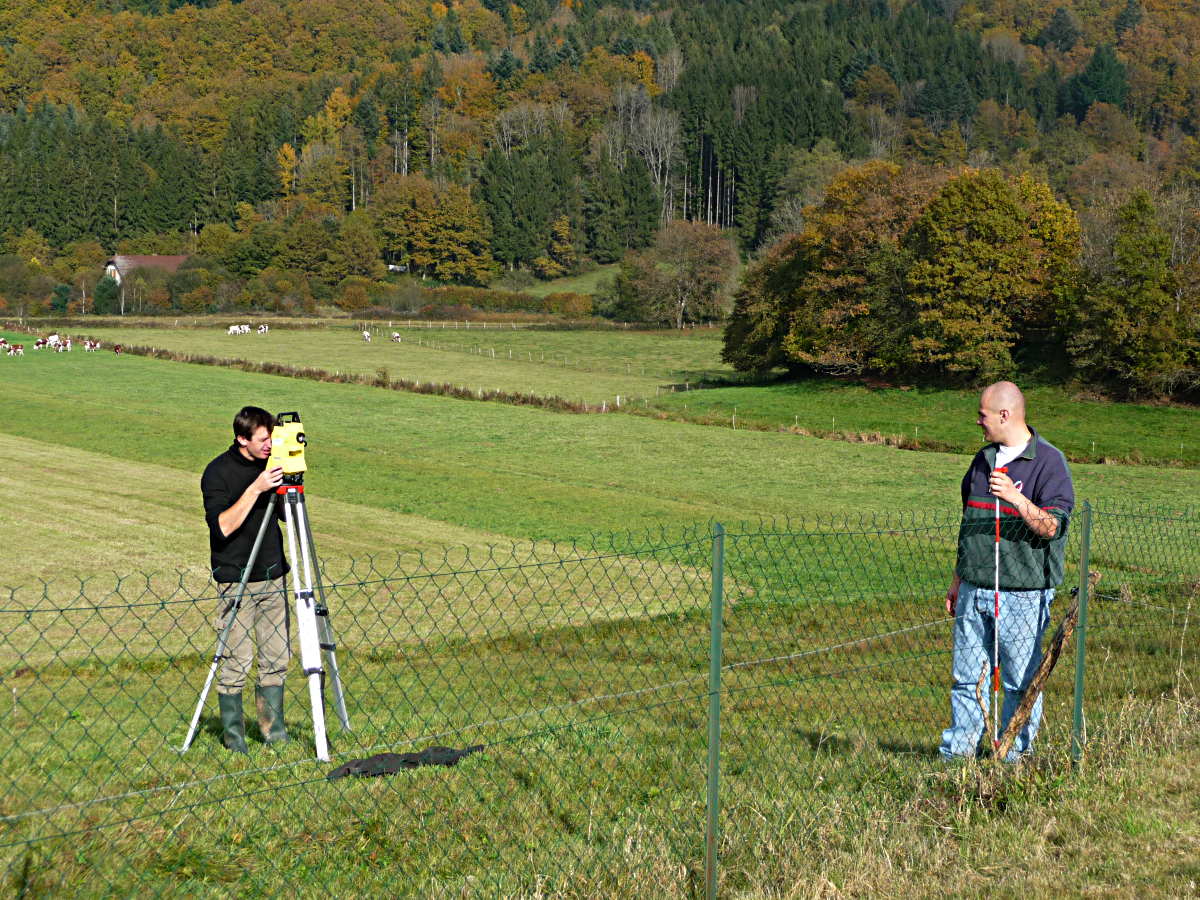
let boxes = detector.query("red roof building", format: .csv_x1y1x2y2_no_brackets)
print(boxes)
104,255,190,285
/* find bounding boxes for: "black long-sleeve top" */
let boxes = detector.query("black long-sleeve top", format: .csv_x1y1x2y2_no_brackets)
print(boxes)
200,444,289,583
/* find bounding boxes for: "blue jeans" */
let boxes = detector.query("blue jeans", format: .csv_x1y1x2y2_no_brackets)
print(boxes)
939,581,1053,761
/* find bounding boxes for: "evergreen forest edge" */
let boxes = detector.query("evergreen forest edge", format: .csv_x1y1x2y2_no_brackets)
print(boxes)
1,0,1199,398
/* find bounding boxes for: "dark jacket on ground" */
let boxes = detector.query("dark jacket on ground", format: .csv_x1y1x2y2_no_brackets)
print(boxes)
201,444,289,583
956,427,1075,591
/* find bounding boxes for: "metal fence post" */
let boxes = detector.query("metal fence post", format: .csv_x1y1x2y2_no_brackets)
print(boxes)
1072,501,1092,765
705,522,725,900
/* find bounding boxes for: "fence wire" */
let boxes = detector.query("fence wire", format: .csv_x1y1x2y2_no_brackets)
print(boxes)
1,505,1195,896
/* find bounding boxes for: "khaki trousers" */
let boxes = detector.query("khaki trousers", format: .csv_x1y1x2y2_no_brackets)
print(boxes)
214,577,291,693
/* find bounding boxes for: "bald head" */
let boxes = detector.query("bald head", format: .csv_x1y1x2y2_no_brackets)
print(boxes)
982,381,1025,420
977,381,1030,446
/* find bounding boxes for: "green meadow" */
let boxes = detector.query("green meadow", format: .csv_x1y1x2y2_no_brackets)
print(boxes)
649,379,1200,468
68,321,728,407
1,332,1196,573
41,320,1200,468
1,327,1198,896
505,263,620,298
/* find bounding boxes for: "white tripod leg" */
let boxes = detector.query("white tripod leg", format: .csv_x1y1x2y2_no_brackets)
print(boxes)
180,493,278,753
298,500,351,731
282,489,329,762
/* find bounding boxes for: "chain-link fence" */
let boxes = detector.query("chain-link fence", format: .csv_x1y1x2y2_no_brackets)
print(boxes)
2,504,1196,896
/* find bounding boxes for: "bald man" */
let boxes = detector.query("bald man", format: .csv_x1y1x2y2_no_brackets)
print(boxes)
940,381,1075,761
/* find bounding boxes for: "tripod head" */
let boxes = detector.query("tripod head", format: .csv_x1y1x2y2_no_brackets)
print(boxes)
269,411,307,482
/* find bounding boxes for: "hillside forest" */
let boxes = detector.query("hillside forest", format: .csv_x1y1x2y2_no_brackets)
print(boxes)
1,0,1199,396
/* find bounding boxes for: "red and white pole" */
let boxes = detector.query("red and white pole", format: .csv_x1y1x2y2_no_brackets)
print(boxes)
992,465,1007,750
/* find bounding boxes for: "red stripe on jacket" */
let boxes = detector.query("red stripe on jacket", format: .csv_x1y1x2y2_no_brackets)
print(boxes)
966,499,1056,517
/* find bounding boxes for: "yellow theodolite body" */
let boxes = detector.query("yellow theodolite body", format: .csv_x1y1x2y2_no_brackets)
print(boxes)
268,412,307,475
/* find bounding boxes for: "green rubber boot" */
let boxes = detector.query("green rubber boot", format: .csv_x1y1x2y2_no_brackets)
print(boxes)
218,692,248,754
255,685,291,745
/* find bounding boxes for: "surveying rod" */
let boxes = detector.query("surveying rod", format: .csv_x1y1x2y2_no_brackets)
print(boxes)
992,465,1007,751
180,492,279,753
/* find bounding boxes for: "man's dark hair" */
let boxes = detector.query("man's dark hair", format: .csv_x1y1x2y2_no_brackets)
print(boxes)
233,406,276,440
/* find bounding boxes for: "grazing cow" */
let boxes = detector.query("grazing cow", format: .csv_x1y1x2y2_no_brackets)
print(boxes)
241,324,251,334
362,330,372,343
0,338,8,349
257,324,269,334
8,344,24,356
391,332,401,342
113,344,123,355
83,339,99,352
34,338,48,350
228,325,240,335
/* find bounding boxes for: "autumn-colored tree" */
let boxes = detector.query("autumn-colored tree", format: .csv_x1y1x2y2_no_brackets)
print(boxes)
853,66,901,113
407,183,495,285
12,227,51,268
970,100,1038,162
328,211,385,283
724,161,947,377
197,222,238,261
906,169,1081,382
532,215,575,278
371,173,439,270
782,162,950,376
335,276,373,312
296,143,351,210
302,88,354,147
277,143,299,200
244,266,315,314
615,221,738,328
52,238,107,313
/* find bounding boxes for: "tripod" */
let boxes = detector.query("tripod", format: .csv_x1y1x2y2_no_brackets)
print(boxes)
181,481,350,761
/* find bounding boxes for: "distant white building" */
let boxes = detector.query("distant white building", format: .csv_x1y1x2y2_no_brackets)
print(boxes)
102,255,190,314
103,255,190,286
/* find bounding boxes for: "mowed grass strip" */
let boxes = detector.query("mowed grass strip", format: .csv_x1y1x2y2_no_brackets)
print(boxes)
0,432,539,580
377,320,728,379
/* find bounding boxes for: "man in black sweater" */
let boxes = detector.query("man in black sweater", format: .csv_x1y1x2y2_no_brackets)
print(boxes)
200,406,291,753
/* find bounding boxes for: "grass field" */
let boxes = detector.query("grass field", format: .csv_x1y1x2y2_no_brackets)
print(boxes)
2,327,1199,896
3,520,1195,896
502,264,619,298
64,321,729,406
649,379,1200,468
26,319,1200,467
4,500,1196,894
2,333,1197,574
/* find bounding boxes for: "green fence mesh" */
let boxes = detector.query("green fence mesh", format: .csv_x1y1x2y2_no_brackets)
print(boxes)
1,504,1195,896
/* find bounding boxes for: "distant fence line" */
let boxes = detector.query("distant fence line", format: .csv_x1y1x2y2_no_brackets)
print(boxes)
1,504,1196,895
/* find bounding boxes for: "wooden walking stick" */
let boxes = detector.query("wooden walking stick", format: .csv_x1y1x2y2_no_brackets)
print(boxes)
995,572,1100,760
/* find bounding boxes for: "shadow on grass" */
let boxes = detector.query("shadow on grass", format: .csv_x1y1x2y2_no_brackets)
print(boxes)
789,727,943,761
